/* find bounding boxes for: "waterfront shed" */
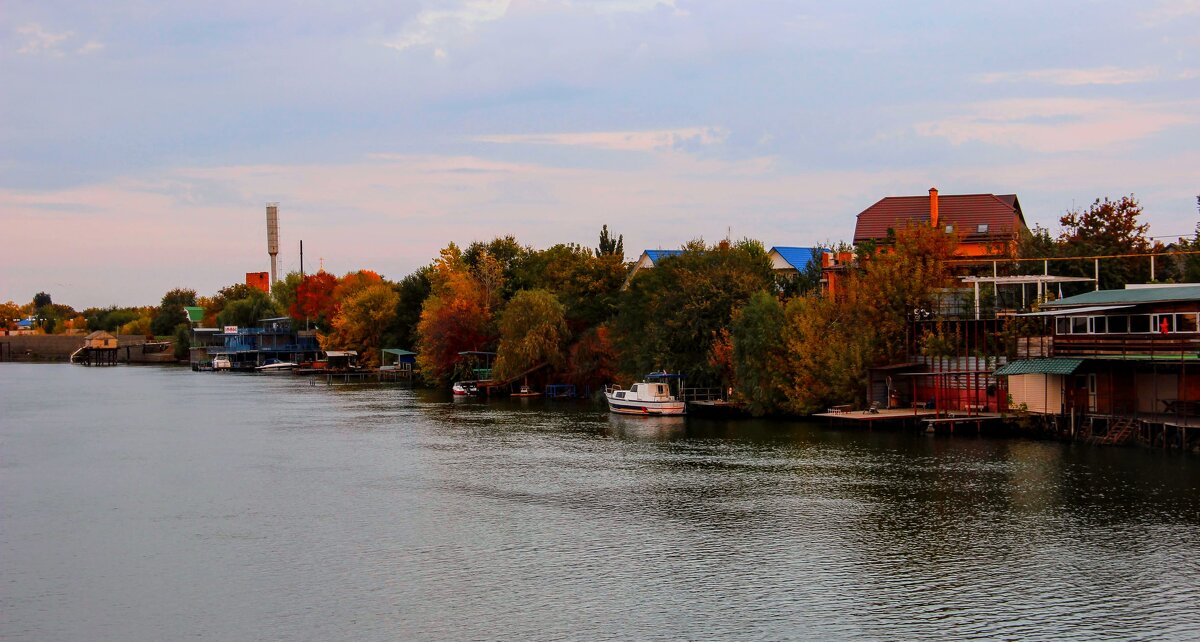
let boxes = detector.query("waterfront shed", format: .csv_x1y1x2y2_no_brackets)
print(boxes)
85,331,118,349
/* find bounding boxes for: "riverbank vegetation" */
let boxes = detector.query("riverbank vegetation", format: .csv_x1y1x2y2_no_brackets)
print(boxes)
9,194,1198,417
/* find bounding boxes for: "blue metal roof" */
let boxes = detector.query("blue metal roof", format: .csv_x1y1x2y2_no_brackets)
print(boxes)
644,249,683,264
770,246,827,270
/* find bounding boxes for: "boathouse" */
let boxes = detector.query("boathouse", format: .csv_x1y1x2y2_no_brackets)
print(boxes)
997,284,1200,448
207,316,321,371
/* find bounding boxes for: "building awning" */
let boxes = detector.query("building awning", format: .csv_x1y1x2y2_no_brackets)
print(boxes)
382,348,416,356
325,350,358,357
993,358,1084,376
1016,304,1134,317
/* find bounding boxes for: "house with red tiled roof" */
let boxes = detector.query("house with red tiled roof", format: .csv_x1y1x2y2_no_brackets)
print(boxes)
853,188,1028,258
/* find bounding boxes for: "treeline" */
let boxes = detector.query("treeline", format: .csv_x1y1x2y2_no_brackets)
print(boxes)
11,194,1197,416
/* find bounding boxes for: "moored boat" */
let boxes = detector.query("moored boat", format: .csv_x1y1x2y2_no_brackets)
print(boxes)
604,380,686,415
212,354,232,371
255,360,298,374
452,380,479,396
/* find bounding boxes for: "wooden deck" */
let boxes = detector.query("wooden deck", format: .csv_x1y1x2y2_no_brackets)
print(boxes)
813,407,1008,431
813,407,940,424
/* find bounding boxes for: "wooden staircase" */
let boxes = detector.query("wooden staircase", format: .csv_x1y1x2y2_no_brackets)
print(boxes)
1095,417,1139,445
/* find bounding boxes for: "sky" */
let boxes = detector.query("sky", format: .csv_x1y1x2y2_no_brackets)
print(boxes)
2,0,1199,309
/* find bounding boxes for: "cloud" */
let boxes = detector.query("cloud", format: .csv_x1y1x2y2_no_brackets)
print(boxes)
975,66,1160,86
379,0,511,53
16,23,74,57
76,40,105,55
474,126,728,151
915,98,1196,153
1141,0,1200,26
378,0,683,55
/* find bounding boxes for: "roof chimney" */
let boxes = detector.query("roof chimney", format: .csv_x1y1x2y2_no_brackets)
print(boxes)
929,187,939,229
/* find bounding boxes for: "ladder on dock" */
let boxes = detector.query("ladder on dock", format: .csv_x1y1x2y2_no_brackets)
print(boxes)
1096,417,1138,445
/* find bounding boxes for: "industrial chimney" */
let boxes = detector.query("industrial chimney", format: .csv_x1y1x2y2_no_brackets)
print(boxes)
266,203,279,292
928,187,939,229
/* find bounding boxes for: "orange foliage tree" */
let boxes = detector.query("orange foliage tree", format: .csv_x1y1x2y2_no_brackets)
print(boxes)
290,272,339,329
416,244,495,382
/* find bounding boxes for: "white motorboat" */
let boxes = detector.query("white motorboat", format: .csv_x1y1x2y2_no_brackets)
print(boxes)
212,354,232,370
256,360,298,374
604,381,686,416
452,380,479,396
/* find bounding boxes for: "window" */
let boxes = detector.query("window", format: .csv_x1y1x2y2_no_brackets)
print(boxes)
1153,314,1175,334
1056,317,1070,335
977,224,989,234
945,225,954,234
1130,315,1151,333
1089,317,1106,334
1108,315,1128,333
1177,313,1198,333
1071,317,1088,334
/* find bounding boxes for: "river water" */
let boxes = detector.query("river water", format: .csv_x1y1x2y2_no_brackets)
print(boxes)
2,363,1198,640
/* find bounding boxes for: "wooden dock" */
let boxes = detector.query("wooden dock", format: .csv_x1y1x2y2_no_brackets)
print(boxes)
813,407,939,427
814,407,1005,432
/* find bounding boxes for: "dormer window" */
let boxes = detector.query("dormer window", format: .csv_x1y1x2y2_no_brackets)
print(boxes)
977,224,989,234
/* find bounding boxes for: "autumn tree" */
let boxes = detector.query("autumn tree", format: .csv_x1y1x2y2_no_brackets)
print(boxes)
291,271,339,330
0,301,22,330
322,282,399,368
769,223,956,413
567,325,618,389
416,244,495,382
778,290,878,414
855,223,957,362
492,289,569,381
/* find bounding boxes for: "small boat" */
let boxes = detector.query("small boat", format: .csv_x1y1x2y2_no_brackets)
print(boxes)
511,385,541,398
452,380,479,396
212,354,232,371
604,380,686,416
256,360,298,374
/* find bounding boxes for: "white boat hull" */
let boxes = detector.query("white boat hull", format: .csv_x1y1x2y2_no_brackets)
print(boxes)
606,397,687,415
604,383,687,415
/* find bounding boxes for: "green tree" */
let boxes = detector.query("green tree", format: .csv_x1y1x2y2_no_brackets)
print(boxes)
151,288,197,336
731,291,787,415
173,324,191,360
389,267,432,349
597,224,624,260
272,271,304,316
216,288,281,328
1057,195,1152,289
613,238,774,384
493,289,569,381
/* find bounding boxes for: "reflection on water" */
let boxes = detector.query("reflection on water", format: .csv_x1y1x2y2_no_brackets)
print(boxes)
1,364,1197,641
